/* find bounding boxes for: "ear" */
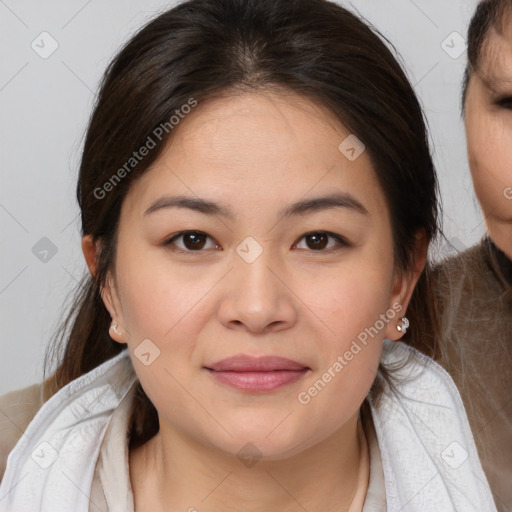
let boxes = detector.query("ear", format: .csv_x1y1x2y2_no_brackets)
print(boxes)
81,234,99,277
384,229,428,341
81,234,127,345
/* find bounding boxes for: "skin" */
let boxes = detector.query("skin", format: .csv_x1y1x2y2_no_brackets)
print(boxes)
465,26,512,260
82,90,425,512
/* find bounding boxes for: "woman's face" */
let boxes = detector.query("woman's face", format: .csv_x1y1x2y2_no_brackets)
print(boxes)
95,90,415,460
465,26,512,256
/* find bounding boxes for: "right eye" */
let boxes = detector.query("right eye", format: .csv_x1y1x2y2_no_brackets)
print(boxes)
163,231,220,252
496,96,512,109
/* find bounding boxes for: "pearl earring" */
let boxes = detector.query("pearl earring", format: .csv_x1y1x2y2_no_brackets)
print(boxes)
396,316,409,334
110,323,121,336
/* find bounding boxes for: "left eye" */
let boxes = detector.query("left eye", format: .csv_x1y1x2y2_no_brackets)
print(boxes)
294,231,350,251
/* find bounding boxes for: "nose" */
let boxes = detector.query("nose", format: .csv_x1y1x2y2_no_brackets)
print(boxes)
217,242,298,334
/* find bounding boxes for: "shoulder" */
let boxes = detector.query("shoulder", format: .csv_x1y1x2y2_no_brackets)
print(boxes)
382,340,478,426
373,341,497,510
432,241,486,289
379,340,480,451
431,239,496,301
431,238,510,363
379,340,468,411
0,381,51,482
430,239,503,349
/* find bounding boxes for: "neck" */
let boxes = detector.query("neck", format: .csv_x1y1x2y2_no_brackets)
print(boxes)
129,413,362,512
487,222,512,262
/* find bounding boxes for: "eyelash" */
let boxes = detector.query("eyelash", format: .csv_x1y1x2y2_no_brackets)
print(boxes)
496,96,512,109
162,230,351,254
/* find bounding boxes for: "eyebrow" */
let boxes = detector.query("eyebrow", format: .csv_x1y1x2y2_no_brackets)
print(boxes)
143,192,368,220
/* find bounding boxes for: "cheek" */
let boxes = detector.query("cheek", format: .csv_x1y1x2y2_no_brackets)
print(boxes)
302,251,395,360
295,310,384,444
467,113,512,211
313,279,391,346
293,266,392,440
116,246,215,341
114,253,213,422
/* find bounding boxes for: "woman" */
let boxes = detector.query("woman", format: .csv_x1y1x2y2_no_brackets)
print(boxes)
429,1,512,511
0,0,497,511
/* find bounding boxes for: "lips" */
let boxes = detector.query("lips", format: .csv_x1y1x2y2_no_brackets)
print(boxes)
206,355,309,372
205,355,310,392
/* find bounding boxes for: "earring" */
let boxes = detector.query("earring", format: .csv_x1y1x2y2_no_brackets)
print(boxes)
396,316,409,334
110,322,121,336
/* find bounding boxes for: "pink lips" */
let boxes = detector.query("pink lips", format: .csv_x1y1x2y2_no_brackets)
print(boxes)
205,355,309,392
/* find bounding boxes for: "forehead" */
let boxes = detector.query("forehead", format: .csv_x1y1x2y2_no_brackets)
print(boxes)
121,90,386,220
478,24,512,85
176,89,346,157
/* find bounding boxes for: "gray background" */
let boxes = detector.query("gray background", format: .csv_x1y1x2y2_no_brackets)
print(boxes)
0,0,482,395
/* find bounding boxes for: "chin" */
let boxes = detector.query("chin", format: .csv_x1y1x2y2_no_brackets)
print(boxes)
210,424,316,464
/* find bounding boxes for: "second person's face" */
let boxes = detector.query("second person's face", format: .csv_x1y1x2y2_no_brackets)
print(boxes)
465,26,512,257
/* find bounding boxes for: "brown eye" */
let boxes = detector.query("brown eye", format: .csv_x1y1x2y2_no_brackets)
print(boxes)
294,231,350,251
164,231,218,252
306,232,329,250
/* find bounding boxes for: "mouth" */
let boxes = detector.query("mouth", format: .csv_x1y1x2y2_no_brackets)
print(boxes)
204,354,310,392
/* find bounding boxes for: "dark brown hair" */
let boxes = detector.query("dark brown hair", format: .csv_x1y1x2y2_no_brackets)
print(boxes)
44,0,440,448
462,0,512,109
